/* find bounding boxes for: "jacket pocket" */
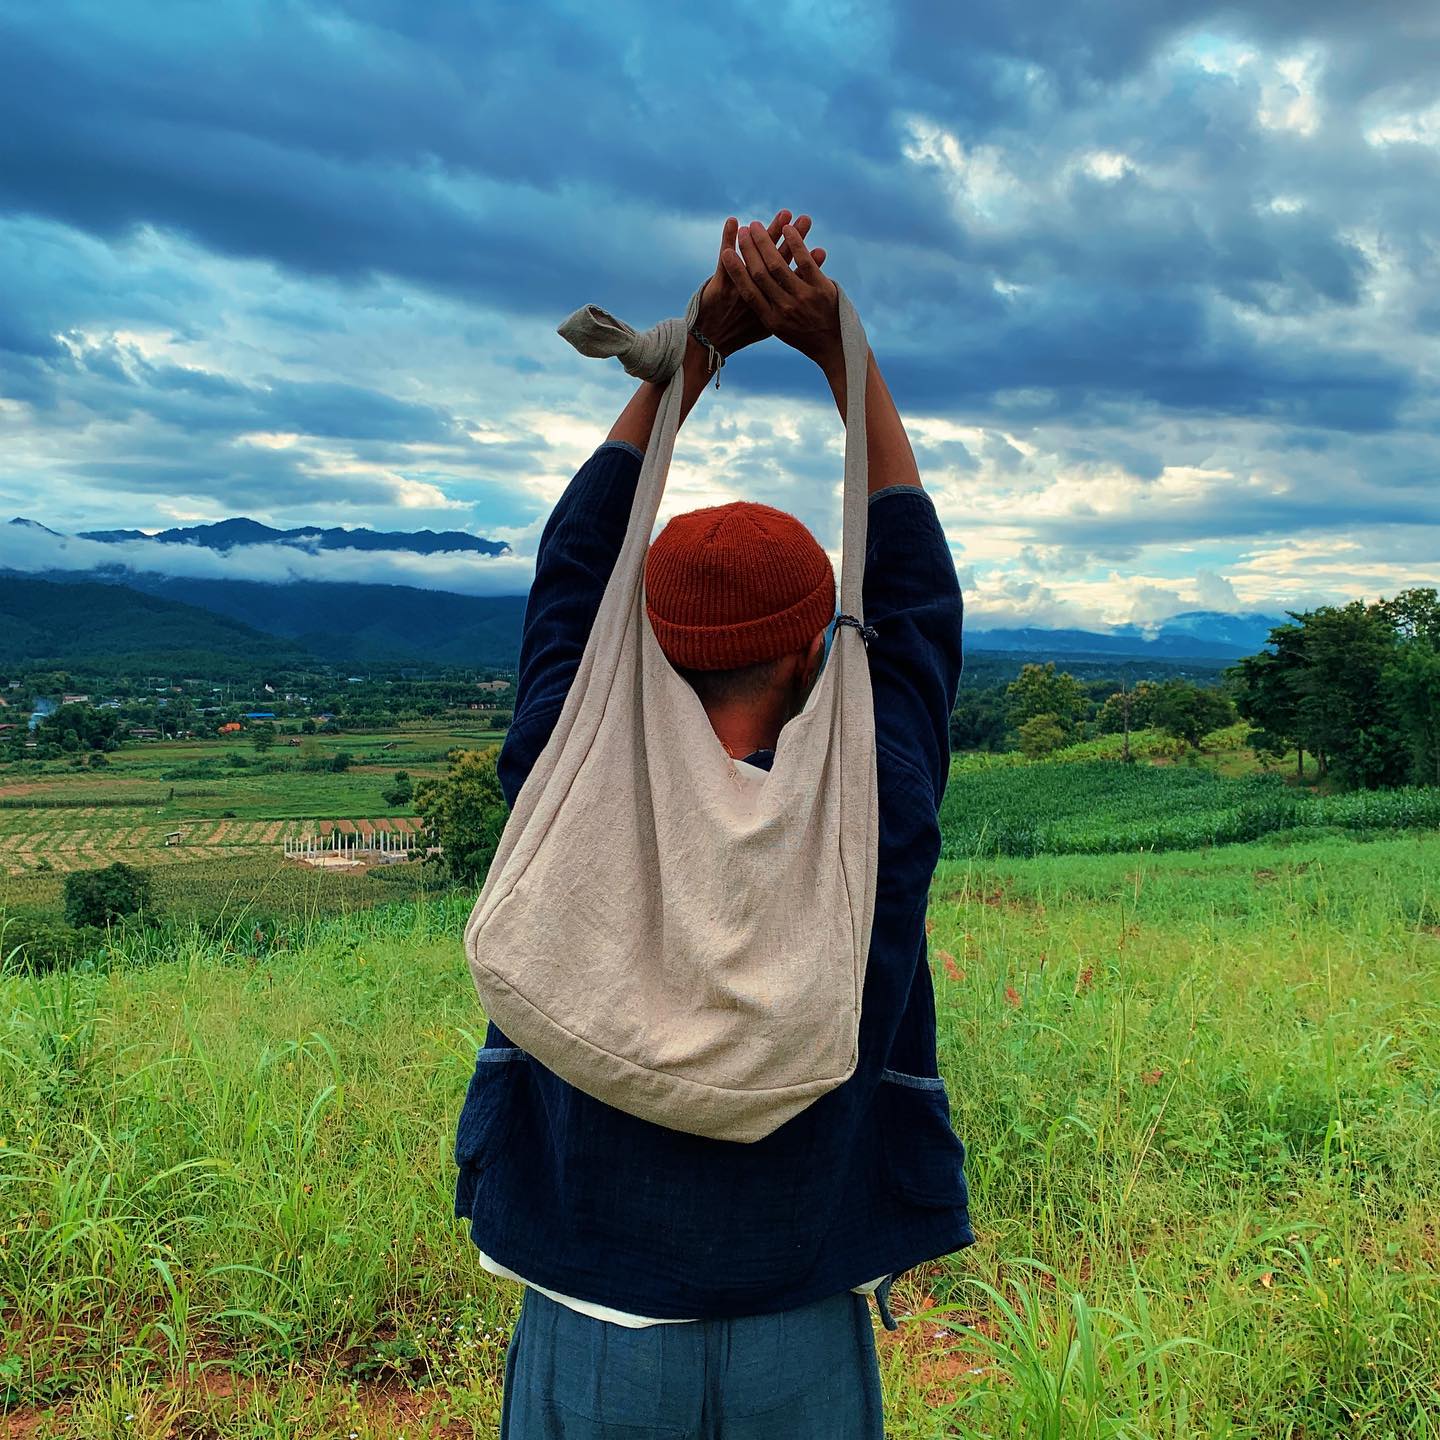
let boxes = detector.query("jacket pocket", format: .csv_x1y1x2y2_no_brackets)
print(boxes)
878,1069,969,1209
455,1045,526,1173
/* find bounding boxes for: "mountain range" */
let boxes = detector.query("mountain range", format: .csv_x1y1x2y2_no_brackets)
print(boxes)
964,611,1284,661
1,514,1291,670
12,515,509,557
0,575,311,674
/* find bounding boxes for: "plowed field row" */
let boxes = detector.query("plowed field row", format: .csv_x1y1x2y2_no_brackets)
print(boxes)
0,806,157,834
1,815,423,876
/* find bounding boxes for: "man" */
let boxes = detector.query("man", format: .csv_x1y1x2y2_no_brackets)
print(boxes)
455,211,972,1438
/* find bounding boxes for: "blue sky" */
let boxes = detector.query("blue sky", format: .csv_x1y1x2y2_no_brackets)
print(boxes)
0,0,1436,629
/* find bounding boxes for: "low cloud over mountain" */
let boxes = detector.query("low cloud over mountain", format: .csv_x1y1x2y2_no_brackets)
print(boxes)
2,516,531,596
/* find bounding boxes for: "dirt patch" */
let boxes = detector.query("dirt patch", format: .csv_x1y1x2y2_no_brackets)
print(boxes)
876,1273,999,1406
3,1361,481,1439
0,1409,57,1439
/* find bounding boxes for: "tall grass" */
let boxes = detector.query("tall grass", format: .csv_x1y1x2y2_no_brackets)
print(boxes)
3,834,1438,1435
877,833,1440,1437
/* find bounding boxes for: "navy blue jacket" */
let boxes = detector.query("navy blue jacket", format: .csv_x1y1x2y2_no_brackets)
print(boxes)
454,439,973,1318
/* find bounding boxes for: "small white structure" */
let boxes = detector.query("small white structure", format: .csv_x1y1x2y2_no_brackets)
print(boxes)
284,827,423,868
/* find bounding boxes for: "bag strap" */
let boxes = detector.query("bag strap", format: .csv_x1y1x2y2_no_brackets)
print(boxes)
556,278,872,628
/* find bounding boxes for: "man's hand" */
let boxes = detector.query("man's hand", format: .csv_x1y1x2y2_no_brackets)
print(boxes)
607,213,827,452
695,212,828,359
721,221,841,371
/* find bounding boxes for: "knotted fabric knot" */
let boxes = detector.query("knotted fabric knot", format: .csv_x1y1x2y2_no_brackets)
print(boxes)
834,613,878,647
557,303,690,384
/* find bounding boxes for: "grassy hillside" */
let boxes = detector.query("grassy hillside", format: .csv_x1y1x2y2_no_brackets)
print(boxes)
130,575,528,666
3,831,1438,1435
0,575,311,674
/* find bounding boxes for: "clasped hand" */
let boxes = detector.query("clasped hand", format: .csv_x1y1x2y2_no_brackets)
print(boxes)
695,211,841,370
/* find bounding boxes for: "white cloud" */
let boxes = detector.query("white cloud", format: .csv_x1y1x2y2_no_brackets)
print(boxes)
899,117,1021,223
1081,150,1135,182
0,524,535,594
1365,103,1440,148
1257,49,1323,137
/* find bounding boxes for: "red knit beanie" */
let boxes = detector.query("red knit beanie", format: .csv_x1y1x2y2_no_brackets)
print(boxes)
645,502,835,671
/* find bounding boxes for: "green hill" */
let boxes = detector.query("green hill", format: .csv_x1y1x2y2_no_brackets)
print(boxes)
132,576,527,666
0,575,312,675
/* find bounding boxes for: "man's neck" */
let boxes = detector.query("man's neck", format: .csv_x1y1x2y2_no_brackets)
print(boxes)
705,700,784,759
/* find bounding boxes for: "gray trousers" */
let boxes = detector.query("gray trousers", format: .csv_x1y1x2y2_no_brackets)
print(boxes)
500,1286,886,1438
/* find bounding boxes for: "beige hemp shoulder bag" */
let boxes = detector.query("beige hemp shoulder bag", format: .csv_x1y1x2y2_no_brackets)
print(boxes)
463,277,878,1144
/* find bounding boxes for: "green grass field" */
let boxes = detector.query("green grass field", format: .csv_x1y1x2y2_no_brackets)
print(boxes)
0,726,506,877
3,820,1438,1437
941,756,1440,858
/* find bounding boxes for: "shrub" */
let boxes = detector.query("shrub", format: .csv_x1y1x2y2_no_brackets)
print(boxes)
381,770,414,807
62,862,155,929
0,913,91,973
1019,713,1068,759
414,747,508,884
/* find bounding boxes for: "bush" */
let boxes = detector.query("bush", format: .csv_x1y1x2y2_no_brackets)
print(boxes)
62,862,155,929
414,747,508,884
381,770,414,807
1018,713,1068,758
0,913,91,973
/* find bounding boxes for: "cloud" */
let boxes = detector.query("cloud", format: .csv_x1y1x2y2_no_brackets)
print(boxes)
1,0,1438,632
0,521,535,595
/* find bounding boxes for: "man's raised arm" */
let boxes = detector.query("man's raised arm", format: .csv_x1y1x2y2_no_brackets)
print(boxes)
722,220,961,797
501,213,827,802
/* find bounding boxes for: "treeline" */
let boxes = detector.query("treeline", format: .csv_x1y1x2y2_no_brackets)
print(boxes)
950,587,1440,795
950,665,1235,759
1232,588,1439,790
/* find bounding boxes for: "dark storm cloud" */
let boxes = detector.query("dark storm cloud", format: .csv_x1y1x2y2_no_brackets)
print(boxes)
1,0,1438,582
890,0,1440,86
2,1,1433,413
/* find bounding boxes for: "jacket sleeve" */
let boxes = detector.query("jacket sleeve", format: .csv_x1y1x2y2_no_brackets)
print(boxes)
497,440,643,806
861,485,964,806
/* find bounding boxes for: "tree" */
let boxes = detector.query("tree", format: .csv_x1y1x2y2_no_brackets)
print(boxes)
35,702,122,756
1232,600,1417,788
414,747,509,884
1096,680,1162,736
1376,587,1440,644
1385,639,1440,787
1005,663,1087,741
1292,602,1404,790
949,689,1010,752
1232,625,1307,775
252,723,276,754
330,750,352,773
63,862,154,929
1149,681,1235,750
1018,713,1068,758
382,770,414,807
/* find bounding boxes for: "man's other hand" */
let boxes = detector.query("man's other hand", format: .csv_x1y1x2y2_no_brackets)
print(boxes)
722,221,841,371
696,212,827,360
